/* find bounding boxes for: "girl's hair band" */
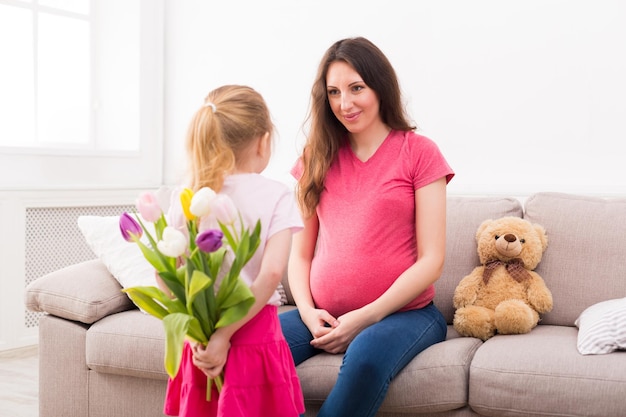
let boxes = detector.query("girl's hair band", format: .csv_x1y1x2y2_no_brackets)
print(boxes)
204,102,217,113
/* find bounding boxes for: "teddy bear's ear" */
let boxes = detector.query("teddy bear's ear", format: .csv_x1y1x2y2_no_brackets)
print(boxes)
475,219,493,242
533,223,548,252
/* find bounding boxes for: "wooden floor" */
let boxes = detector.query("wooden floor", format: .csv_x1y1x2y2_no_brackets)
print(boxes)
0,346,38,417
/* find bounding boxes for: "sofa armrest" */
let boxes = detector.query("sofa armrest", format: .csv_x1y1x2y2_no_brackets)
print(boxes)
25,259,135,324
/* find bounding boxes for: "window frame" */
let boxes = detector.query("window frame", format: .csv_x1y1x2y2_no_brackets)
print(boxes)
0,0,164,190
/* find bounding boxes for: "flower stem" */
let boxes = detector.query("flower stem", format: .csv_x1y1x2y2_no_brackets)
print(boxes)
206,374,224,401
215,374,224,392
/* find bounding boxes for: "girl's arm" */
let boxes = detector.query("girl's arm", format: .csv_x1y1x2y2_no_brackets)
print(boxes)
192,228,293,378
289,213,339,338
311,177,448,353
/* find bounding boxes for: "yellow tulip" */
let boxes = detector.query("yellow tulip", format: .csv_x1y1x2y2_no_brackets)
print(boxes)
180,188,195,220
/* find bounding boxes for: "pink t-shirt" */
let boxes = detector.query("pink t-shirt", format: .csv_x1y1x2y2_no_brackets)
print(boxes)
294,130,454,317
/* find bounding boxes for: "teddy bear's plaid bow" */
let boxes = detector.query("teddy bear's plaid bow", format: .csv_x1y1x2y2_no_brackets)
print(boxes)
483,258,532,284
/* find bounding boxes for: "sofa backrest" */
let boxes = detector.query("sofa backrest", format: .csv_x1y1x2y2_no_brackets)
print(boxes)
434,196,524,324
524,192,626,326
281,192,626,329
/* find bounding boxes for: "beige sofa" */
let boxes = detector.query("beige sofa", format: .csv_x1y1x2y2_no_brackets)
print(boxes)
25,192,626,417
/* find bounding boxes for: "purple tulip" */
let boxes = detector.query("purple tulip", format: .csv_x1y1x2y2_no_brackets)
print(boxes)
195,229,224,253
119,212,143,242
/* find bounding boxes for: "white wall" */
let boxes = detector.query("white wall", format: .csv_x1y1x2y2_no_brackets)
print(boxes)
163,0,626,197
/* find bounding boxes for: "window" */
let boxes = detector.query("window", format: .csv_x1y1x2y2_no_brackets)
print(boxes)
0,0,164,189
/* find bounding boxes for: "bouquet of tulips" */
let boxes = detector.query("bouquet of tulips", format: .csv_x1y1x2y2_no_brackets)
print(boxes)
119,187,260,400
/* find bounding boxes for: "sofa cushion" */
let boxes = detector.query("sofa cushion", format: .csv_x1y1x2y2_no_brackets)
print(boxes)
524,192,626,326
86,309,168,381
435,196,524,323
469,325,626,417
296,332,482,414
25,259,134,324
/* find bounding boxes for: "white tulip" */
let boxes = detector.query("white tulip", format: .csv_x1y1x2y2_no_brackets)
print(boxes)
189,187,217,217
157,227,188,258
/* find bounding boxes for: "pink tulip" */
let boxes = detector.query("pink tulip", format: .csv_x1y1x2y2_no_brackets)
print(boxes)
210,194,238,225
136,191,162,222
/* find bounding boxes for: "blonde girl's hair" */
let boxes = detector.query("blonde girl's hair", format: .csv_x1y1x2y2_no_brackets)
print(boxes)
297,37,415,217
185,85,274,192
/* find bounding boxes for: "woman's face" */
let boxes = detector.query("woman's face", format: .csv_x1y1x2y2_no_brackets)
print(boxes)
326,61,382,135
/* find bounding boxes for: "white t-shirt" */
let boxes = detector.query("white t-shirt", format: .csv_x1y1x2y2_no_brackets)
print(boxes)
219,173,303,305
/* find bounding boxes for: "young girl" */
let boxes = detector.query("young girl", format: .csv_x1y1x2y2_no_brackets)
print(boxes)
163,85,305,417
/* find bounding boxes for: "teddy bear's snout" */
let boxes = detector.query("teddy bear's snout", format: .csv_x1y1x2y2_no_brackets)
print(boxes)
495,233,523,257
504,234,517,243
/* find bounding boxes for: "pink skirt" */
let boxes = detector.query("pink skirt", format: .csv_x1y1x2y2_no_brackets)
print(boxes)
164,305,305,417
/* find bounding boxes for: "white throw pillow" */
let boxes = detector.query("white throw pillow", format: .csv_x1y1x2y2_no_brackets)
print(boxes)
574,297,626,355
77,215,157,289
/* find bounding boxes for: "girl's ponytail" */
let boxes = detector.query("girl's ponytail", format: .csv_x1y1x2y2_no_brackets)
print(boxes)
185,85,273,192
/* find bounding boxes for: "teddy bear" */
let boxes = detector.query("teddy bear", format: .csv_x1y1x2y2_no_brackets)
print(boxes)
452,216,553,341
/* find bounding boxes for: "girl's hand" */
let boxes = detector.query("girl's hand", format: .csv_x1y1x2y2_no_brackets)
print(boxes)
191,335,231,379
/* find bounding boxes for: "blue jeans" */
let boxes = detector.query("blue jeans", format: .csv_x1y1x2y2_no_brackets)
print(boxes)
280,303,447,417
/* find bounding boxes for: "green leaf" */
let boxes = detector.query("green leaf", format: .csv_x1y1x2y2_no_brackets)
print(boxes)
187,220,199,252
161,313,208,379
162,313,193,378
187,269,213,324
220,278,255,309
188,270,212,302
186,318,208,345
122,287,168,318
158,271,186,302
226,234,249,280
209,248,227,279
122,286,186,317
134,240,167,271
155,214,168,240
220,222,237,251
215,277,255,328
133,214,177,273
215,297,255,328
245,220,262,264
191,289,213,337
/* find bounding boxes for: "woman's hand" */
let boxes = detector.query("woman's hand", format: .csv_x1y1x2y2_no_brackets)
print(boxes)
300,307,339,339
310,308,374,354
191,335,231,379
